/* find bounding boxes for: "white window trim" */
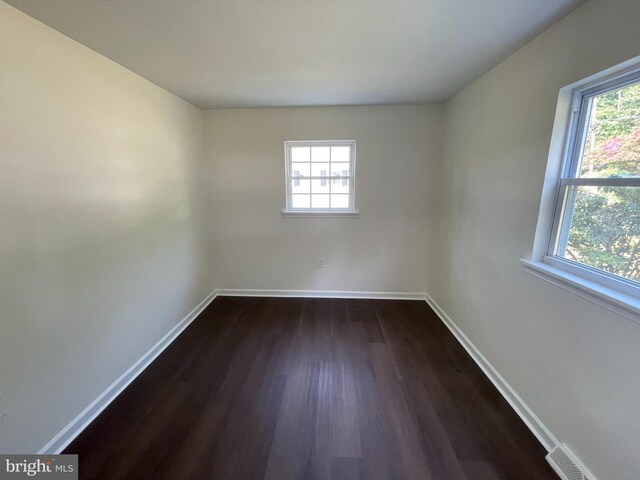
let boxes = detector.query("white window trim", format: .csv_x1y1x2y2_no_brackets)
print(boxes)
524,55,640,324
282,140,358,216
281,210,359,218
521,260,640,322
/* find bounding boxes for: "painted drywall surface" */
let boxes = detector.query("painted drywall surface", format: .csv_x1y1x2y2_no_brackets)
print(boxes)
0,1,213,452
433,0,640,478
205,105,441,293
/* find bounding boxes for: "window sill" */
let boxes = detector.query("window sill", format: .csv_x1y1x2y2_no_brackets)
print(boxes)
521,259,640,324
281,210,359,218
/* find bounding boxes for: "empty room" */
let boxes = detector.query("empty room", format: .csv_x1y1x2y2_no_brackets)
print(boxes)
1,0,639,479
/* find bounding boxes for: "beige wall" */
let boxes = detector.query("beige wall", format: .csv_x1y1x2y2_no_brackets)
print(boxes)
0,2,213,453
204,105,441,294
4,0,640,476
433,0,640,478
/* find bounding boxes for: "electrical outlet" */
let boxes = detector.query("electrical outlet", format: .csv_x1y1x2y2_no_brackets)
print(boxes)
317,257,325,268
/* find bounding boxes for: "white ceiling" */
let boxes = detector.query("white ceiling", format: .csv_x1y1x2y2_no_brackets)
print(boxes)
5,0,584,108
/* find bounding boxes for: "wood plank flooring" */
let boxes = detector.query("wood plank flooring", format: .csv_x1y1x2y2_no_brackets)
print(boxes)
64,297,557,480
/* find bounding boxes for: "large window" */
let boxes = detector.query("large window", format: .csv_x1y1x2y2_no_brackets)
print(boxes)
283,140,357,214
526,62,640,319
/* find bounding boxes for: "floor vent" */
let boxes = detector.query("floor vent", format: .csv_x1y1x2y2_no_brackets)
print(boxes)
546,444,592,480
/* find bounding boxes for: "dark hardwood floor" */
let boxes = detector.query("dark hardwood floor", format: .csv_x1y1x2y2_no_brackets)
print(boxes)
65,297,557,480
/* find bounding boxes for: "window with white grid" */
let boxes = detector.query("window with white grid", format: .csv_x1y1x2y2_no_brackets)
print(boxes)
284,140,356,214
525,60,640,319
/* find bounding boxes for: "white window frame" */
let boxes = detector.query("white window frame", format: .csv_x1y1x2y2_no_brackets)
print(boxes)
523,56,640,322
282,140,358,216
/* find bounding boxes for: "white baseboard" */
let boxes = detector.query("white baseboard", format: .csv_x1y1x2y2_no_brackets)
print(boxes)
38,289,218,454
38,288,559,458
216,288,427,300
424,293,560,452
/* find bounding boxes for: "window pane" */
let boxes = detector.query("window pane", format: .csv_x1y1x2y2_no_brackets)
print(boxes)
285,141,355,213
291,194,310,208
311,179,330,194
311,194,330,208
291,147,310,163
558,185,640,281
291,179,310,194
331,146,350,163
579,81,640,178
311,146,330,163
331,194,350,209
292,163,310,177
332,179,349,194
330,162,350,177
311,163,330,177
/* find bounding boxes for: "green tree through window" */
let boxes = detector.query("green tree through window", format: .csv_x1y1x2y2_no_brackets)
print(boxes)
563,82,640,280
